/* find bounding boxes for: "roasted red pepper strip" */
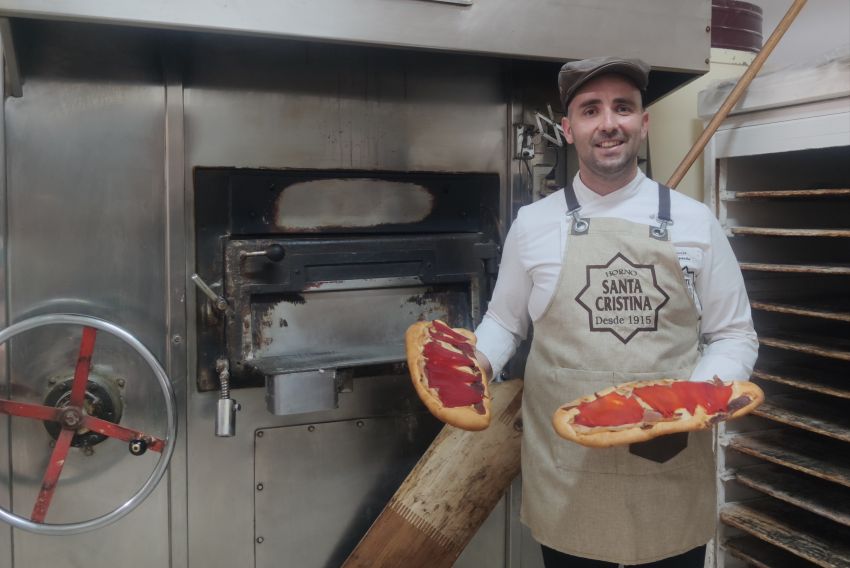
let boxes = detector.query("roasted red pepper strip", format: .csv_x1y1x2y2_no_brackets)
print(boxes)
630,384,682,418
670,381,732,414
430,335,474,357
575,381,735,428
423,340,474,367
573,392,645,427
423,361,483,407
431,320,468,342
422,322,485,409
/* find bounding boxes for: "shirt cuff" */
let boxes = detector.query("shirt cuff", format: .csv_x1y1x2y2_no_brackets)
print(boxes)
474,315,522,379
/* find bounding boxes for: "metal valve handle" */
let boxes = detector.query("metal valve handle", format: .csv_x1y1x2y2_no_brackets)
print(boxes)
0,314,177,535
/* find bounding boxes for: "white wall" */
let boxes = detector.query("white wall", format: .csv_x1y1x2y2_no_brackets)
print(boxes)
759,0,850,70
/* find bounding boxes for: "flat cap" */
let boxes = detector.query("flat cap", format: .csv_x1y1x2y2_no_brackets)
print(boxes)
558,56,650,111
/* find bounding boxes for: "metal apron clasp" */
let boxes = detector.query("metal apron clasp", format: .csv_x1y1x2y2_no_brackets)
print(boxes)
569,208,590,235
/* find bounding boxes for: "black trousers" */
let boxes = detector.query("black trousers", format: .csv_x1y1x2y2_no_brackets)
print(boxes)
541,545,706,568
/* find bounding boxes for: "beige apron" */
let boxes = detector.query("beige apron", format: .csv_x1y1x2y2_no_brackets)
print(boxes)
521,183,716,564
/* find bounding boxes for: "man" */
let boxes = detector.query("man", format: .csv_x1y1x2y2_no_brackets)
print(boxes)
474,57,758,567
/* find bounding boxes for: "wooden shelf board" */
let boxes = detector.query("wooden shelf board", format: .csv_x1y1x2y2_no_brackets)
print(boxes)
750,300,850,323
732,227,850,238
720,499,850,567
726,429,850,488
759,336,850,363
752,368,850,400
753,395,850,443
725,535,818,568
740,263,850,275
735,463,850,527
731,188,850,200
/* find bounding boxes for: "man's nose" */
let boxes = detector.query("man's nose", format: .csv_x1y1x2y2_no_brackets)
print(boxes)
599,109,618,131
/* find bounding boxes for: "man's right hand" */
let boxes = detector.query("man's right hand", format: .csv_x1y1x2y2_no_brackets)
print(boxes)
475,350,493,382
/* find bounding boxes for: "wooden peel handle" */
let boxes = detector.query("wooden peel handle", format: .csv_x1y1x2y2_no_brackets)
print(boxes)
342,379,524,568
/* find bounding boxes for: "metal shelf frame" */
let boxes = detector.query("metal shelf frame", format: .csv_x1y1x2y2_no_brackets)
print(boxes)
704,61,850,568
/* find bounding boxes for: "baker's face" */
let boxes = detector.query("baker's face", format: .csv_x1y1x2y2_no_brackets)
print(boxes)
562,74,648,183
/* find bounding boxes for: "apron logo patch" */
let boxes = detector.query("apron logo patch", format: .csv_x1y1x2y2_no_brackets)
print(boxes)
575,252,670,344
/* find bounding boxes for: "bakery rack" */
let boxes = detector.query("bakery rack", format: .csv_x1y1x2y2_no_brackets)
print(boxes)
702,53,850,568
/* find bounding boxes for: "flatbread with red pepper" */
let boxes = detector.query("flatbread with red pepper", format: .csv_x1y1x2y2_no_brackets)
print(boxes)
553,377,763,448
405,320,490,431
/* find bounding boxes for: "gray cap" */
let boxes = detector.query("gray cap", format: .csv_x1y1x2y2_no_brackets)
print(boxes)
558,56,650,111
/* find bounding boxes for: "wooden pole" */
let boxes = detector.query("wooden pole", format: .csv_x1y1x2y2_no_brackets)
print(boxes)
666,0,808,189
342,380,524,568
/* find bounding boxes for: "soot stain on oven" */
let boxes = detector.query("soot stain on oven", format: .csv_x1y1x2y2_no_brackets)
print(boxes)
252,293,307,348
406,287,464,326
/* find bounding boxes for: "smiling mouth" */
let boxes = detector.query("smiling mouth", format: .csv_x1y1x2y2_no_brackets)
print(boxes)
595,140,624,149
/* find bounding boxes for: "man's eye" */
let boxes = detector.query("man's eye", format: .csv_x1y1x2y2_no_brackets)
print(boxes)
617,105,632,113
583,108,597,117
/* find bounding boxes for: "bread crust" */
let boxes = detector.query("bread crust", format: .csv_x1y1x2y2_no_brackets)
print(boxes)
552,377,764,448
406,320,491,431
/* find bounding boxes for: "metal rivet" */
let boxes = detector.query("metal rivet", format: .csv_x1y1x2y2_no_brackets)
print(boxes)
706,25,711,32
117,378,126,388
356,420,364,428
307,425,316,432
705,58,710,64
257,483,264,491
256,537,264,544
172,335,182,345
257,431,264,438
47,377,57,385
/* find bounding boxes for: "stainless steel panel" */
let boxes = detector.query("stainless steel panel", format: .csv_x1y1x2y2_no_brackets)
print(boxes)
0,0,710,72
184,38,508,175
3,25,172,563
0,41,12,568
266,370,338,416
254,415,442,567
163,55,190,568
186,376,421,567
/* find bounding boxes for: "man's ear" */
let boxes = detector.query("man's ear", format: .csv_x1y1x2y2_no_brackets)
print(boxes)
640,110,649,140
561,116,574,144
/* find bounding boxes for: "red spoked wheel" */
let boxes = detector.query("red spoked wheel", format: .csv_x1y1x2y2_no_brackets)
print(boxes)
0,314,177,535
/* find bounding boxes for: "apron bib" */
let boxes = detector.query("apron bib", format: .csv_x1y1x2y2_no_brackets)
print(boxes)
521,182,716,564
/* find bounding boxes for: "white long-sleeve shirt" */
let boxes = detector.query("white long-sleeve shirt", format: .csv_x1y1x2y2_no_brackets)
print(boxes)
475,170,758,381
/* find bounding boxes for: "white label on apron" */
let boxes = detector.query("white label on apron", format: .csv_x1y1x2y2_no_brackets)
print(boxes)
575,252,670,343
677,247,703,314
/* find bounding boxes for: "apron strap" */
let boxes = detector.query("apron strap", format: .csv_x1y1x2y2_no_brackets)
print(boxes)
563,182,589,235
564,179,674,238
650,183,674,241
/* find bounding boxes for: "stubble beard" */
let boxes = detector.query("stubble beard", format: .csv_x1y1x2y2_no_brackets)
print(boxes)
584,138,640,181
